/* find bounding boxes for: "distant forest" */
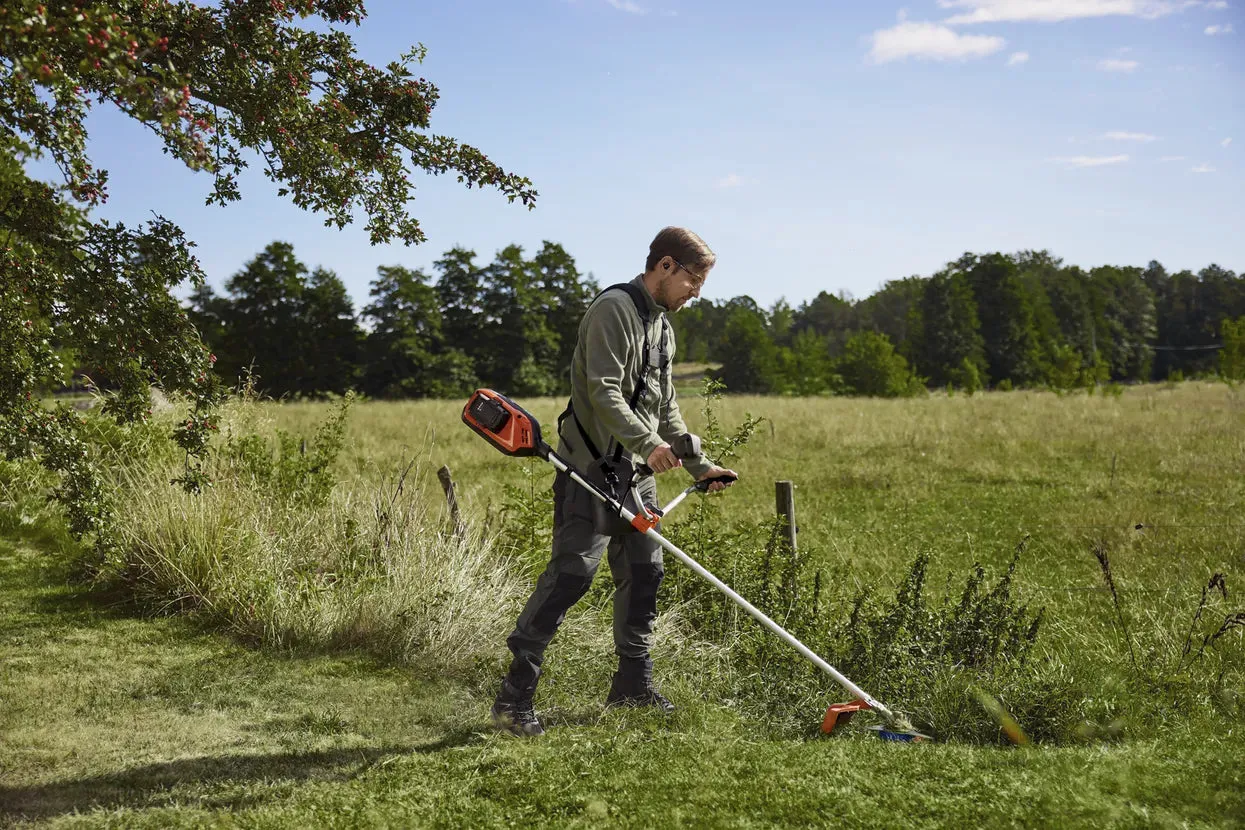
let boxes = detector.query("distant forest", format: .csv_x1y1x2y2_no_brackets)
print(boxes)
174,241,1245,399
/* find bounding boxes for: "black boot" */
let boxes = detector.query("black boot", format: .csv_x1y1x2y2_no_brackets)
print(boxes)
491,670,544,737
605,656,674,713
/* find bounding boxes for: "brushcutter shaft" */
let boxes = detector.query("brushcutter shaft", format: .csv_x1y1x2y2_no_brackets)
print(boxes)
546,451,894,722
642,530,894,721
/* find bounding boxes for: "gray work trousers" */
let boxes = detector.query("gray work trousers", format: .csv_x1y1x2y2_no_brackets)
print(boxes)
504,469,664,686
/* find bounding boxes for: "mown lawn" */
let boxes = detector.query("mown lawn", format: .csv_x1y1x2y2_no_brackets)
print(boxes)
2,540,1242,829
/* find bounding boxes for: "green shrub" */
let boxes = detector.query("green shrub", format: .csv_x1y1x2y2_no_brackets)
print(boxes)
215,392,353,507
835,331,925,398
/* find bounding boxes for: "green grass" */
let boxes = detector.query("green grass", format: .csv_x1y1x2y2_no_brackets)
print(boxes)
2,381,1244,827
2,539,1242,828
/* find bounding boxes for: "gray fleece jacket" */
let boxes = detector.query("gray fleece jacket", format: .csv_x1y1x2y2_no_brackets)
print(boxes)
556,274,712,482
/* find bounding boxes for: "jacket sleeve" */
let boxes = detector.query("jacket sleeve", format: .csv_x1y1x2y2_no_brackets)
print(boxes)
656,321,714,479
584,298,665,462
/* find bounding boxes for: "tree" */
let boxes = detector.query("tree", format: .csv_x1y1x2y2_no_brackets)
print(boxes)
1220,317,1245,383
913,268,986,388
835,331,922,398
1012,250,1067,382
218,241,310,396
435,246,487,366
767,298,795,349
361,264,476,399
714,303,781,394
792,290,856,355
667,300,714,364
1,0,538,548
533,241,596,391
1088,266,1156,381
856,276,924,360
478,244,561,396
965,253,1043,387
1,137,215,542
784,328,837,395
299,266,362,396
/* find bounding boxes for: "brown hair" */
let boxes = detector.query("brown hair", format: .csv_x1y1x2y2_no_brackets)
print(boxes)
645,226,716,273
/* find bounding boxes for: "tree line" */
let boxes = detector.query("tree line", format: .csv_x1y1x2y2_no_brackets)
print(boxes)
680,252,1245,396
180,243,1244,400
185,240,598,400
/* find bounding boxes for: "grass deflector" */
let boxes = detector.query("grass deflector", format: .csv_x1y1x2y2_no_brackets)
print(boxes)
463,388,932,742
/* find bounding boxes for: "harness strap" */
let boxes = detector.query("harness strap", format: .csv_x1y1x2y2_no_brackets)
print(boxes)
557,281,670,466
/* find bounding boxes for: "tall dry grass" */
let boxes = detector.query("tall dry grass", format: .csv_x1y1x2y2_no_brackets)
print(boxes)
105,400,529,678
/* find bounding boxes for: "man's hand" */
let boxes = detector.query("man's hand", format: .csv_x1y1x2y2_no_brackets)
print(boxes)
698,465,738,493
646,443,682,474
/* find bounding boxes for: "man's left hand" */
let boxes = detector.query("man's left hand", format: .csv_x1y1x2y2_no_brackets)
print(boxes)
697,466,738,493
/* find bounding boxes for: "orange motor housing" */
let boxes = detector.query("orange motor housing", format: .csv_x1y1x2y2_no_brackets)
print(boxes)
462,389,548,459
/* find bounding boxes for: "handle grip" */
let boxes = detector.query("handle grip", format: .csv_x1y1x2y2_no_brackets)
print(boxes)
693,472,739,492
637,433,702,478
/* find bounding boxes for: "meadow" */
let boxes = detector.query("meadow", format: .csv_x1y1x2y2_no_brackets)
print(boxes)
1,379,1242,827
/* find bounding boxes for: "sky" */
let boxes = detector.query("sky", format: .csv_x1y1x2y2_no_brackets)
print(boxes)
30,0,1245,311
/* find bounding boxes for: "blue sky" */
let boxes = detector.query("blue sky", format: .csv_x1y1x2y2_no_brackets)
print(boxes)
38,0,1245,310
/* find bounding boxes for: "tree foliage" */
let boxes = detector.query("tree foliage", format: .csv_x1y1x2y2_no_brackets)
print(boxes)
188,239,596,400
1,0,536,550
1220,316,1245,384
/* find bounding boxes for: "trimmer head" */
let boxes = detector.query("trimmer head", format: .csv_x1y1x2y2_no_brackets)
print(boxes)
865,725,934,743
822,700,933,742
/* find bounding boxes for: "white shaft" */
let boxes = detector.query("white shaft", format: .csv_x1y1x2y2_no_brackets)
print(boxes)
659,488,692,516
549,455,893,721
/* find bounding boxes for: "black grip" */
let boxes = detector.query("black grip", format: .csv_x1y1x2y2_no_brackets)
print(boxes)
694,472,738,491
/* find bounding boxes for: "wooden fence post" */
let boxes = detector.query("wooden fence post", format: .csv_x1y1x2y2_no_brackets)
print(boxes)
438,464,466,538
775,480,797,555
775,480,799,602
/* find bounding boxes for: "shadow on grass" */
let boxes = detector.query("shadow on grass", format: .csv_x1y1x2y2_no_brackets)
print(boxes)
0,730,484,822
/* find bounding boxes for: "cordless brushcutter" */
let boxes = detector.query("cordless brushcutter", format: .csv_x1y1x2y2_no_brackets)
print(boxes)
462,388,931,742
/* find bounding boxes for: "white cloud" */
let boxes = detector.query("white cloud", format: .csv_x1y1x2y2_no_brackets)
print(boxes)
606,0,645,13
1191,163,1215,172
1098,58,1140,71
1205,0,1228,8
1052,154,1130,167
716,173,744,189
1007,51,1030,64
868,20,1006,63
938,0,1198,25
1101,130,1158,141
1158,155,1187,161
1223,137,1233,147
1205,23,1234,33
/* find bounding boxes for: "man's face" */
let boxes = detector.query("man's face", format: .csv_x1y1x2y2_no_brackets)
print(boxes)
659,258,710,312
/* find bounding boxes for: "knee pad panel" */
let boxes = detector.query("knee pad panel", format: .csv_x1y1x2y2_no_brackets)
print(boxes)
530,571,593,634
626,562,665,627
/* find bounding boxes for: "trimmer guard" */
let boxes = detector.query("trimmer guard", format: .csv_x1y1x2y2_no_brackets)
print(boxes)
821,700,871,735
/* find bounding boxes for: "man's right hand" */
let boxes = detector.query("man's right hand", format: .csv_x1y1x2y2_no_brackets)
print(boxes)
646,442,682,474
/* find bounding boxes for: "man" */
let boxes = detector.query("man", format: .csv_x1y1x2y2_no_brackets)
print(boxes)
491,226,738,737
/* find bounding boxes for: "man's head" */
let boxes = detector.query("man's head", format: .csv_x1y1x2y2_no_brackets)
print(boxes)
642,226,716,312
